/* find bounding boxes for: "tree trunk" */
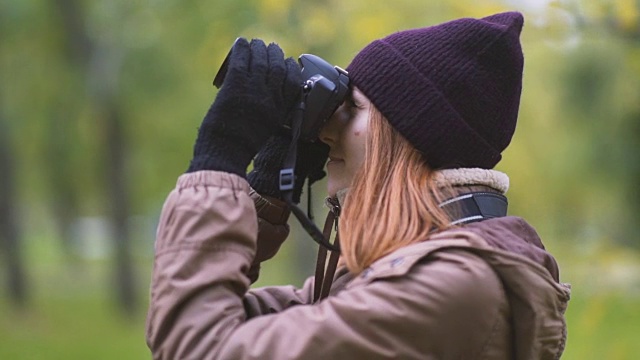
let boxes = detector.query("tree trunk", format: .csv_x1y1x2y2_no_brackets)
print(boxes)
45,107,81,262
54,0,137,316
0,113,28,307
102,96,137,317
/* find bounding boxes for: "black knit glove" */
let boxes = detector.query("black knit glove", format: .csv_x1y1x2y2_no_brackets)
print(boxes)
248,134,329,204
187,38,302,176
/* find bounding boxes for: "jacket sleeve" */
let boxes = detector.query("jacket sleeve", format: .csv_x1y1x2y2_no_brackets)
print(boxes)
246,190,290,283
243,277,315,318
218,251,510,360
146,171,509,360
243,188,317,317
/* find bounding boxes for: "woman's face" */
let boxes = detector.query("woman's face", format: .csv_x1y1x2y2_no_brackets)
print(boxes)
319,87,371,197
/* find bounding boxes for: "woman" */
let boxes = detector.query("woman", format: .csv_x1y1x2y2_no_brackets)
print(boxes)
146,11,571,359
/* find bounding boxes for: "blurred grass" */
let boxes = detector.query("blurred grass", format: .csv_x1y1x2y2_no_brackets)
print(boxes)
554,240,640,360
0,291,149,360
1,233,639,359
0,233,152,360
563,292,640,359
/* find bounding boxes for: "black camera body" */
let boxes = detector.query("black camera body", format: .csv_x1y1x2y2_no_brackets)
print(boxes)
297,54,350,141
213,41,349,142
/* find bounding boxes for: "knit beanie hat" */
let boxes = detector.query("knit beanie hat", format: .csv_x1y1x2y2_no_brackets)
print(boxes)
346,12,524,169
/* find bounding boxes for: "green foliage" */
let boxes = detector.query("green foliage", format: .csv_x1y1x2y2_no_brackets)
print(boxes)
1,0,640,358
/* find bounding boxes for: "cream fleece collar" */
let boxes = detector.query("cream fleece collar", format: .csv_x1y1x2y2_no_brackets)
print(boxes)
335,188,349,208
433,168,509,193
329,168,509,208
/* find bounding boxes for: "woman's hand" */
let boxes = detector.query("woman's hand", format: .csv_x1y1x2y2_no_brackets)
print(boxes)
187,38,302,176
248,135,329,204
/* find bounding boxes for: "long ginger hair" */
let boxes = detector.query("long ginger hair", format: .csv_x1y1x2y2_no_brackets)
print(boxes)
339,107,453,274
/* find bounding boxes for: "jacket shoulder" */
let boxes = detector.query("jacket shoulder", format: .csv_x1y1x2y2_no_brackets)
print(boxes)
220,243,512,359
346,232,489,288
340,239,512,359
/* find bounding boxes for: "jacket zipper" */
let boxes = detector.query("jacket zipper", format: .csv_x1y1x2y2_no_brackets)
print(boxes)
325,197,340,216
325,197,341,231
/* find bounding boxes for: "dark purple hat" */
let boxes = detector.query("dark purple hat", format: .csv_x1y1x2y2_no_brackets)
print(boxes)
346,12,525,169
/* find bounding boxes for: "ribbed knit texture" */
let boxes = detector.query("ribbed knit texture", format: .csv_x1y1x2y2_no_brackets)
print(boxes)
346,12,524,169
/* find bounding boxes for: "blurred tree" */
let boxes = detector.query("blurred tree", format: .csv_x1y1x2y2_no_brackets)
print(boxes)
597,0,640,247
560,0,640,247
0,9,28,308
0,111,28,307
46,1,86,263
54,0,137,316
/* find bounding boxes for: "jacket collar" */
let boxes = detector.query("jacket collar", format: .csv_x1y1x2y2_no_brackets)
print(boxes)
327,168,509,210
434,168,509,193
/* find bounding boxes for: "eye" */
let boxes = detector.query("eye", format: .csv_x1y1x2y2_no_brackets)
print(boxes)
346,99,361,115
347,107,358,119
331,103,352,124
350,89,368,110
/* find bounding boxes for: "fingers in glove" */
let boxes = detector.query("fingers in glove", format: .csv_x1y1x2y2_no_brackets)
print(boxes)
266,43,286,96
225,37,251,83
247,131,293,197
254,132,291,169
249,39,268,85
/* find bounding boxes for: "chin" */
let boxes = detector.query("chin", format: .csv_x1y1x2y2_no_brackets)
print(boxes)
326,181,340,198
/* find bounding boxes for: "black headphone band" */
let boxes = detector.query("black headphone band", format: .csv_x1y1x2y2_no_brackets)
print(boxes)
439,192,509,225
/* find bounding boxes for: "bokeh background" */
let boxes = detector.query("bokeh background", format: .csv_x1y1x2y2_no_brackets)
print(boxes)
1,0,639,359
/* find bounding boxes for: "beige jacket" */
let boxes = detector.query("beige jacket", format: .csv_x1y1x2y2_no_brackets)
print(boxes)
146,171,570,359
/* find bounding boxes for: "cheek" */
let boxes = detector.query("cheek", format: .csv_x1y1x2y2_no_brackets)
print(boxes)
349,138,367,173
347,116,368,169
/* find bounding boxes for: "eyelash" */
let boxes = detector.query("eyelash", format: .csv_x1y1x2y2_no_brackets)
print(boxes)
349,99,361,111
348,103,359,116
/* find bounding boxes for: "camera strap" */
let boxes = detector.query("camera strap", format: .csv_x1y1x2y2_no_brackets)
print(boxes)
312,210,340,302
279,96,341,252
277,98,341,301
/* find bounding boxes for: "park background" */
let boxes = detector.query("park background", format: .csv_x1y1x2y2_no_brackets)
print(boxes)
1,0,639,359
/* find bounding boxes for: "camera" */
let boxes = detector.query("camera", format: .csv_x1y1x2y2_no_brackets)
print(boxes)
297,54,350,141
213,40,350,142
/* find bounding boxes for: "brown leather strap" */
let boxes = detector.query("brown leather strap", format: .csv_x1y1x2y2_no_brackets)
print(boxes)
319,232,340,300
314,211,335,302
313,248,327,302
249,189,291,224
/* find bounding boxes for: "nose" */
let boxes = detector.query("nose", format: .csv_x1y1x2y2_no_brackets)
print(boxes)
319,104,346,146
319,114,337,146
